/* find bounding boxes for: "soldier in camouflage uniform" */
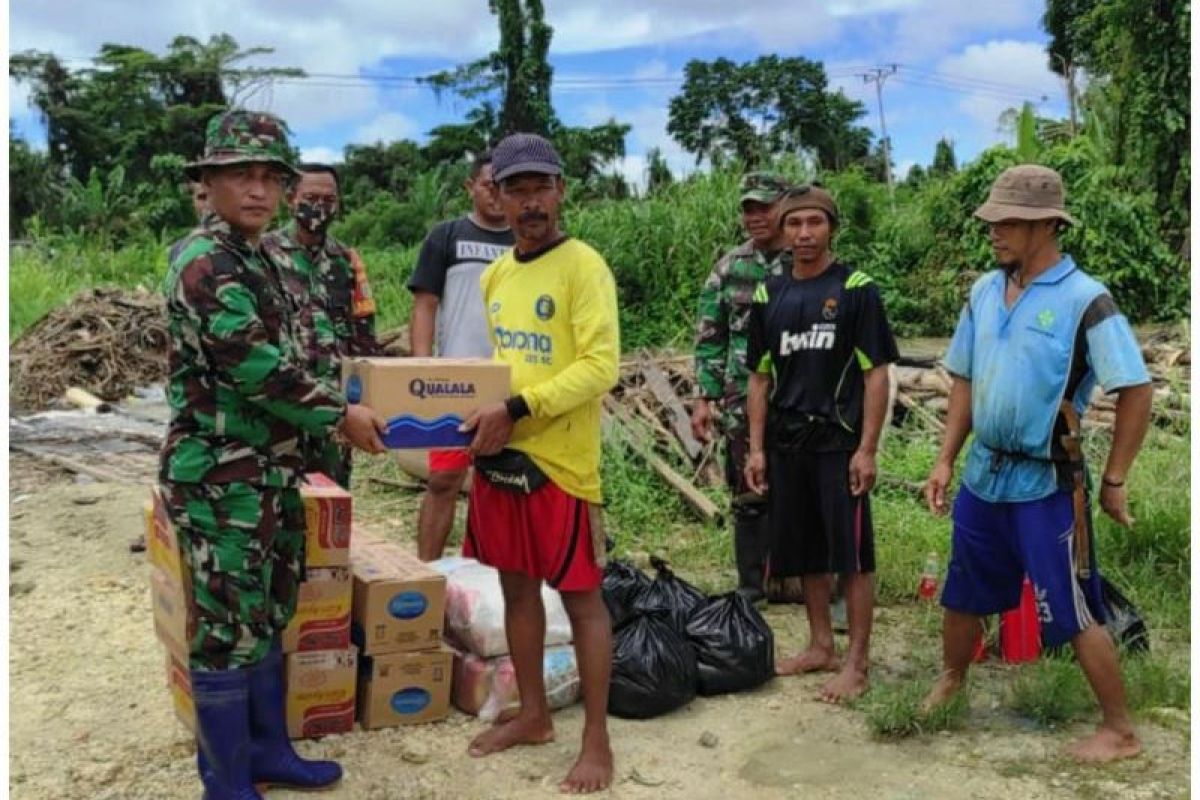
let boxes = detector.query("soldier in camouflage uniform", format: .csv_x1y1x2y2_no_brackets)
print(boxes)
265,163,381,488
161,109,385,799
691,172,792,604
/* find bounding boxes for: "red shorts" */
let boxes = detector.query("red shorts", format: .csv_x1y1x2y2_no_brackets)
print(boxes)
465,474,602,592
428,448,471,473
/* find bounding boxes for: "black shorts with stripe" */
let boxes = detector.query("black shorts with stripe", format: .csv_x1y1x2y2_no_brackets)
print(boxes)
766,449,875,577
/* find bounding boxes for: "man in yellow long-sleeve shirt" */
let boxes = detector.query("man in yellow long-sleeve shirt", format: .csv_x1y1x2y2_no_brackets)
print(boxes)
460,132,619,795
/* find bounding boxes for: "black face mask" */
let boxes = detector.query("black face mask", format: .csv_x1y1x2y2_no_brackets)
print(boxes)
295,199,337,234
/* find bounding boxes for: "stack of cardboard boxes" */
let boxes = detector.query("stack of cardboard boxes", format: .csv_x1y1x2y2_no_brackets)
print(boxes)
147,474,359,739
350,536,452,729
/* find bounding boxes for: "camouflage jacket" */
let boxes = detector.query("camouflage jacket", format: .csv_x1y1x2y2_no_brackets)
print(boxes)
693,240,788,428
160,216,347,487
264,223,380,393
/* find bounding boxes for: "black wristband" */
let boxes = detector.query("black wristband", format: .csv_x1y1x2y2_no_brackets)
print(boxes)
1101,476,1125,488
505,395,531,422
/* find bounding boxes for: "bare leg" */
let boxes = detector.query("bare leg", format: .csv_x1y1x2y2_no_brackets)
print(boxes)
1065,624,1141,762
819,572,873,702
417,469,467,561
468,571,555,756
558,589,614,794
776,574,839,675
921,609,980,712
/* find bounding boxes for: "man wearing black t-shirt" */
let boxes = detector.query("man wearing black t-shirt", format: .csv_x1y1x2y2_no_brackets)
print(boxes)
408,151,515,560
745,186,899,703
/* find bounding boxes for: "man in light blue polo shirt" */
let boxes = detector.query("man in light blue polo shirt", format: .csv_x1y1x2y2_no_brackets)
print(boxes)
921,165,1153,763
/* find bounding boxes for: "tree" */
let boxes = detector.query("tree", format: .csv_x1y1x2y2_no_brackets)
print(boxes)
666,55,872,170
9,127,56,237
1042,0,1188,242
646,147,673,194
423,0,554,136
931,138,957,177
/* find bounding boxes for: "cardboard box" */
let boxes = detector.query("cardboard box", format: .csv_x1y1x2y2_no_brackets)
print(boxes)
358,646,452,729
301,474,351,567
286,648,358,739
165,648,357,740
351,540,446,656
150,566,190,660
165,652,196,733
282,567,352,653
145,488,186,585
342,357,510,449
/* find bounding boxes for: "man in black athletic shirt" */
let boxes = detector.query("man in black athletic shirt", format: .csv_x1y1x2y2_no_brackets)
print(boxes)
744,185,899,703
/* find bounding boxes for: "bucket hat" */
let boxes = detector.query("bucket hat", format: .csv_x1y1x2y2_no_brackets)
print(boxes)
185,109,298,181
974,164,1076,225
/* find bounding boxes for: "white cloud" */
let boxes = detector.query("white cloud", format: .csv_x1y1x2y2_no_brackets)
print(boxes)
353,112,419,145
300,146,342,165
937,40,1063,142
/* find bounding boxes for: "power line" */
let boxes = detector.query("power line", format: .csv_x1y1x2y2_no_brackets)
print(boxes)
858,64,897,198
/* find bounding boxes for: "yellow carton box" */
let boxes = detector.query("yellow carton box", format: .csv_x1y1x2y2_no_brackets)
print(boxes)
145,488,186,585
150,566,190,660
286,648,358,739
282,567,352,653
351,540,446,656
300,473,351,568
342,357,510,449
165,652,196,733
358,646,452,729
165,649,357,740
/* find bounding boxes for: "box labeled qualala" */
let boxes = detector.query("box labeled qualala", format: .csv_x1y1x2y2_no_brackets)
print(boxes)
342,357,510,449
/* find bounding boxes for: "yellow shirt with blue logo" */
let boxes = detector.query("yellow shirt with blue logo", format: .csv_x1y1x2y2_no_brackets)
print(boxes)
480,237,620,503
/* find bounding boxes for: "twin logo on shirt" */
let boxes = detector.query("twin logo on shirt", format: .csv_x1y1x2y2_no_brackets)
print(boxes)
780,323,837,355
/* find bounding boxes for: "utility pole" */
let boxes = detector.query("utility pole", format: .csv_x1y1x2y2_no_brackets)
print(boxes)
860,64,897,198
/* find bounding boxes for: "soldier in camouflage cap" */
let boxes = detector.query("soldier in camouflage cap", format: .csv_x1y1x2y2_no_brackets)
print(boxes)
162,108,385,798
691,170,791,604
265,163,381,489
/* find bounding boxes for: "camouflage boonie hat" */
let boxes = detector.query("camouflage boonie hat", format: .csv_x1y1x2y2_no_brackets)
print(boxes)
739,171,790,204
184,109,299,181
974,164,1077,226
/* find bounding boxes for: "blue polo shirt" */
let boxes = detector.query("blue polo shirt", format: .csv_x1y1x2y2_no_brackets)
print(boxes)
944,255,1150,503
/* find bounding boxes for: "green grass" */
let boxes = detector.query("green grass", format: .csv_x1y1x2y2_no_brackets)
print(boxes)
855,677,971,738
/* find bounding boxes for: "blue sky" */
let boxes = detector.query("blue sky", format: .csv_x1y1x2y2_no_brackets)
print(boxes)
9,1,1069,187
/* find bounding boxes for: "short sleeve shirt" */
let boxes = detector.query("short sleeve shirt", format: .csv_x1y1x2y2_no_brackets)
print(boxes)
408,217,514,357
944,255,1151,502
746,263,899,451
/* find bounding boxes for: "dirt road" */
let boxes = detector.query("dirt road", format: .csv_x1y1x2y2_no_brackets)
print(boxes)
8,466,1188,799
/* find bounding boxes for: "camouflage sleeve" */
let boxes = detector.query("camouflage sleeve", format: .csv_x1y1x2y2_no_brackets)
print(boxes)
175,254,346,436
348,248,381,356
693,256,730,399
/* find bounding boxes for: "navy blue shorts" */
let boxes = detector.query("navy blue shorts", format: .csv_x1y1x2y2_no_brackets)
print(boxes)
941,486,1106,647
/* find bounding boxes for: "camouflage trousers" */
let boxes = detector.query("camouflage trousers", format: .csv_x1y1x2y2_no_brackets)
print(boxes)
305,435,352,489
161,481,305,671
720,409,767,520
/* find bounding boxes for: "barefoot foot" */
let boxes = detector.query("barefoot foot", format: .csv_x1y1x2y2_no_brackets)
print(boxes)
1064,726,1142,763
559,732,613,794
468,713,554,758
818,665,869,703
775,646,839,676
920,671,965,715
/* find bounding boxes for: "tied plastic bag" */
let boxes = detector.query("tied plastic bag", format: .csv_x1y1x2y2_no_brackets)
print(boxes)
452,644,581,722
633,556,706,633
433,557,572,658
1100,576,1149,653
608,610,698,719
686,592,775,695
601,560,651,629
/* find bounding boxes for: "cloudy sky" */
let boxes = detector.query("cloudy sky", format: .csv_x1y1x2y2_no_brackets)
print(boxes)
9,0,1069,186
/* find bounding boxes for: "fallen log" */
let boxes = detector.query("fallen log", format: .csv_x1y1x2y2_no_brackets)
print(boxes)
640,358,704,460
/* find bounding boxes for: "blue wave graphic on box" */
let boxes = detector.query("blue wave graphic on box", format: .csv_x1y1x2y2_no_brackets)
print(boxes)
383,413,471,448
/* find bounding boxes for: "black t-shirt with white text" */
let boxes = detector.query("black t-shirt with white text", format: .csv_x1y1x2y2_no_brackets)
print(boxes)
746,262,899,451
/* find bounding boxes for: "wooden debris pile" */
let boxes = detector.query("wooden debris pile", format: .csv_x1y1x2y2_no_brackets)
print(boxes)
10,288,169,412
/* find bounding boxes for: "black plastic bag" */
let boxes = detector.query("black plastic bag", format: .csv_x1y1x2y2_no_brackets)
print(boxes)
608,610,698,719
602,560,651,629
633,556,706,633
686,592,775,696
1100,576,1149,653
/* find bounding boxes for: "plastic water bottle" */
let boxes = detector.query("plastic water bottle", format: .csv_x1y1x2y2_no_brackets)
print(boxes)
918,552,940,600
